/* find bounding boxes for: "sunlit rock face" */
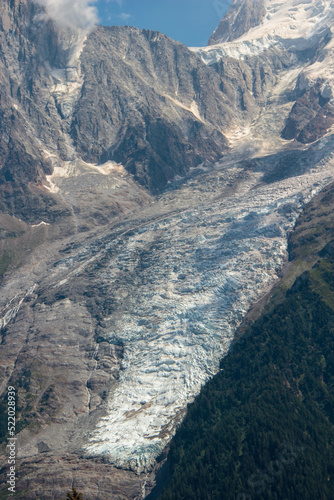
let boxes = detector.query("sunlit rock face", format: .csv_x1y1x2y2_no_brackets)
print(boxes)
0,0,334,494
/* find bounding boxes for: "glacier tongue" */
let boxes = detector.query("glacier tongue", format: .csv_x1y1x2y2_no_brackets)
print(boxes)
84,144,334,472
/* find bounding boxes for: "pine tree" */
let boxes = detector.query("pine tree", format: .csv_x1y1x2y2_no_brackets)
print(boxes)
65,487,84,500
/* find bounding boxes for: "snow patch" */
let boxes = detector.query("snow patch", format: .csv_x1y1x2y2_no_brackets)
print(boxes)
31,222,50,228
164,95,204,122
48,31,88,119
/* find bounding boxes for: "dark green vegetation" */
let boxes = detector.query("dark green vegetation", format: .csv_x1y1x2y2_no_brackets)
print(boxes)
0,365,53,449
0,400,6,444
64,487,84,500
0,251,13,277
156,185,334,500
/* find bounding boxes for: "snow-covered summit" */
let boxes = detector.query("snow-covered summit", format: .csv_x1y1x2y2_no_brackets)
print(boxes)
193,0,334,105
197,0,333,59
209,0,333,46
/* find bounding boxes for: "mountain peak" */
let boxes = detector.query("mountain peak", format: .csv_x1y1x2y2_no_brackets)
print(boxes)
209,0,266,45
209,0,334,46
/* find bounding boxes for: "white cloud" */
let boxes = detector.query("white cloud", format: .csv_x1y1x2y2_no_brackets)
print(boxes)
108,0,123,5
36,0,99,30
119,12,131,21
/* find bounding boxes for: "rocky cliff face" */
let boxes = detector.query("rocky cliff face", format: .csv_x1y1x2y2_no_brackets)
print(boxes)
209,0,266,45
0,0,235,217
71,26,235,193
0,0,334,499
0,0,83,223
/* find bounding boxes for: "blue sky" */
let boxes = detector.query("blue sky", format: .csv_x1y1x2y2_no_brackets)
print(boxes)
95,0,231,47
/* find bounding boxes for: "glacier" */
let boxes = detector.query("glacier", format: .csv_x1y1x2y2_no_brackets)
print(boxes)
83,138,334,471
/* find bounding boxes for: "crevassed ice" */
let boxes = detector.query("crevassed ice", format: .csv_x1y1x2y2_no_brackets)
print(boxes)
84,155,333,472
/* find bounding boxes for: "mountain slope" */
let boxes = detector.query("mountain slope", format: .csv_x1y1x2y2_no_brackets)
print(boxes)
0,0,333,498
0,0,237,221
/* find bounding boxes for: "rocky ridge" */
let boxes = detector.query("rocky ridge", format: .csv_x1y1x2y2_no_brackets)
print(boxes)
196,0,334,146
